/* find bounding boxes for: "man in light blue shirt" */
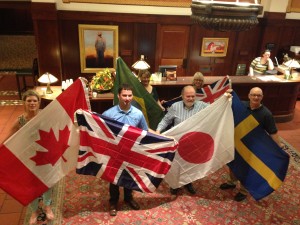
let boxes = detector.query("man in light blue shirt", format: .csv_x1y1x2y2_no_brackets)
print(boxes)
102,83,148,216
156,85,209,195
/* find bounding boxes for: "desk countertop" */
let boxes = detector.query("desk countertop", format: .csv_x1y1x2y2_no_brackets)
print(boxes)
36,75,300,101
152,75,300,87
35,86,114,101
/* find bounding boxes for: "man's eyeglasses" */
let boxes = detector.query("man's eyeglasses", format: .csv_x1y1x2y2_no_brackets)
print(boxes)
250,94,263,97
194,79,203,82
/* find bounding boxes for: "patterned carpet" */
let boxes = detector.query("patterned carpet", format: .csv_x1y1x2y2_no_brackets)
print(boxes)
24,139,300,225
0,91,23,106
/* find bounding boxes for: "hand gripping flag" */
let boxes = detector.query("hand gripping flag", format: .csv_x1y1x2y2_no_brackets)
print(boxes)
113,57,164,130
0,78,90,205
163,94,234,188
75,109,178,193
228,92,290,200
162,76,230,108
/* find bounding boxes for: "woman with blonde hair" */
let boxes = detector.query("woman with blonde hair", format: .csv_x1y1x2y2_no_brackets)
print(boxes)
192,72,205,93
2,90,54,225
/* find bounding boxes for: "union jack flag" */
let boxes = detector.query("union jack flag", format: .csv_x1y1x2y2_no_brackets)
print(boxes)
75,109,178,193
162,76,231,109
196,76,230,103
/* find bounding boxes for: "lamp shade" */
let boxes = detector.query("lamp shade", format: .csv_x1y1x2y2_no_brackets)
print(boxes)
38,72,58,94
283,59,300,68
38,72,58,84
132,55,150,70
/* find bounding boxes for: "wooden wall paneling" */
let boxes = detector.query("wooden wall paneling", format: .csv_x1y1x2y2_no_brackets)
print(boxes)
186,24,201,75
30,8,300,82
155,25,190,76
292,24,300,45
189,27,235,76
0,2,33,35
133,23,157,73
59,19,82,81
231,26,262,75
260,16,300,65
34,20,62,81
276,25,297,64
204,30,233,76
188,25,220,76
216,31,235,76
259,16,283,54
118,22,134,68
32,3,62,83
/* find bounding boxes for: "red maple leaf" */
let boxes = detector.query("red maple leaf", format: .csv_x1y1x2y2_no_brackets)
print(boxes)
31,126,70,166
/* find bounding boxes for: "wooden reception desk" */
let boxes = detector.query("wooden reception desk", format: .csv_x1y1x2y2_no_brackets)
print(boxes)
36,75,300,123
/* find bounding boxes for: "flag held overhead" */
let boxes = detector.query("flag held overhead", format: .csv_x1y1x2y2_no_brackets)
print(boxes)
114,57,164,130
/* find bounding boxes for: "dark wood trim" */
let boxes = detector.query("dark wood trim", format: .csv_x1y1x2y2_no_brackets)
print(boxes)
57,10,192,25
0,1,31,9
31,3,57,20
263,12,286,20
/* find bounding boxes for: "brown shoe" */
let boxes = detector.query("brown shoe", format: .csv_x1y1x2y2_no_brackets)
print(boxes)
125,199,140,210
109,204,117,216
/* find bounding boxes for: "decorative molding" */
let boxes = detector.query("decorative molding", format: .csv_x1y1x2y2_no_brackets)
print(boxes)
62,0,190,7
191,1,263,31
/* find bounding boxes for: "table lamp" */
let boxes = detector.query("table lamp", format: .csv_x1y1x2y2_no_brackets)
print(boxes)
38,72,58,94
283,59,300,78
132,55,150,71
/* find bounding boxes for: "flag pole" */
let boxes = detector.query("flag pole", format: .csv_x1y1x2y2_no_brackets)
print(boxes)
227,75,232,89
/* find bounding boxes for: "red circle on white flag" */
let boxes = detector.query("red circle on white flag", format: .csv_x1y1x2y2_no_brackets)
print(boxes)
178,132,214,163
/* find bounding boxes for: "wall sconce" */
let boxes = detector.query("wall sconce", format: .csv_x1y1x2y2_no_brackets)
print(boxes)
190,0,263,32
38,72,58,94
132,55,151,71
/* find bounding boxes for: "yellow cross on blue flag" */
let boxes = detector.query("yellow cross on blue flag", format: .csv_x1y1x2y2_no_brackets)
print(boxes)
229,92,290,200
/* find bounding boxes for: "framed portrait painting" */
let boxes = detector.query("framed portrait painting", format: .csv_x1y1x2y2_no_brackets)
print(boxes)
78,24,119,73
201,38,229,57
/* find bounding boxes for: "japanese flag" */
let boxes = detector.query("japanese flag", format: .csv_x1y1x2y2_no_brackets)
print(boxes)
0,78,89,205
163,94,234,188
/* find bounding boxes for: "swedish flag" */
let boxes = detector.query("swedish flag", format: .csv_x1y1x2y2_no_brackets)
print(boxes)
113,57,164,130
229,92,290,200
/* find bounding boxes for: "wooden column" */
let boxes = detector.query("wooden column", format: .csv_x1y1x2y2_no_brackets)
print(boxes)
31,2,62,83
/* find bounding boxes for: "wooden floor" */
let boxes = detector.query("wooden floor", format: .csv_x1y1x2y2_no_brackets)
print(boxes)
0,100,299,225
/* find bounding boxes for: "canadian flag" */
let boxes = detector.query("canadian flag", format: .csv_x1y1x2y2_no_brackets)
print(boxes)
0,78,89,205
163,94,234,188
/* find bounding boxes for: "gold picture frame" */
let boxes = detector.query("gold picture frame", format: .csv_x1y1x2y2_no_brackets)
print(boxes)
78,24,119,73
201,38,229,57
63,0,190,7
